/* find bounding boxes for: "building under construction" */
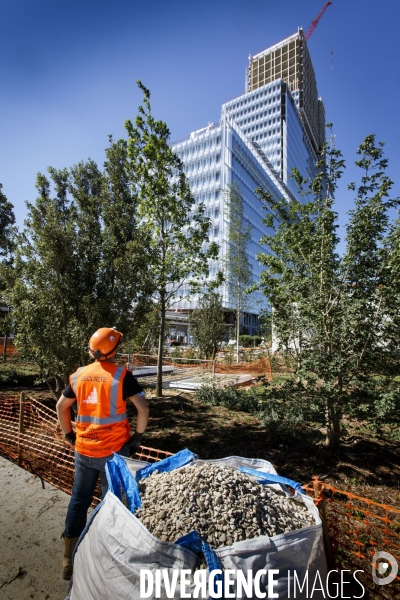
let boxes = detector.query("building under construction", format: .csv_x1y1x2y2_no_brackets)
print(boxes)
247,28,326,155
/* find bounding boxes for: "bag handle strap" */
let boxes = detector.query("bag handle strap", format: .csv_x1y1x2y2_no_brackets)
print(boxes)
106,449,197,512
238,466,306,495
136,448,197,482
175,531,224,598
105,453,142,511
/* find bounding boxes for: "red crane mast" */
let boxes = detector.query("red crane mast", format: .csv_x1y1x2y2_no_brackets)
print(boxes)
305,1,332,41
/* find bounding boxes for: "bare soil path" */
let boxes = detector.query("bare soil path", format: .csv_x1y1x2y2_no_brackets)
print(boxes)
0,456,70,600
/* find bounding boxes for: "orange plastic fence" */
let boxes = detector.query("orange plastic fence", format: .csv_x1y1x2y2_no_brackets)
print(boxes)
303,478,400,599
0,338,17,356
131,353,214,372
135,445,174,462
0,395,173,507
130,353,273,381
2,393,400,598
215,356,272,381
0,393,79,494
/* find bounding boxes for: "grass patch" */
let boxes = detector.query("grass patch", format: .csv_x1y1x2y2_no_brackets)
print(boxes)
0,356,39,378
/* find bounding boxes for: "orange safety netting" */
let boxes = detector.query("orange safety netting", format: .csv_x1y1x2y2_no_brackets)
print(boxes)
131,353,273,381
0,339,17,356
0,393,78,496
131,353,214,372
303,478,400,599
2,393,400,598
0,395,174,506
215,356,272,381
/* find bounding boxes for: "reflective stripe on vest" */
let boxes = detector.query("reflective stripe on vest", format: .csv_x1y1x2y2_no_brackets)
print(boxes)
75,365,126,425
71,366,84,396
76,412,127,425
110,366,125,416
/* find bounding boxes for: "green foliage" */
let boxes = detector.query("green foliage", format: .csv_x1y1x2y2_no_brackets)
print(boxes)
195,382,323,447
2,84,219,394
121,307,160,354
170,346,185,359
0,183,16,264
0,366,20,384
0,184,17,342
189,292,226,359
256,131,400,448
195,384,261,413
6,139,151,397
125,82,219,395
239,334,253,347
223,345,235,365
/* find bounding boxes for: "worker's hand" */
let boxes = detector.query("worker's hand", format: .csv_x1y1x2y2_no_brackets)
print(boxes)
64,430,76,447
129,431,143,456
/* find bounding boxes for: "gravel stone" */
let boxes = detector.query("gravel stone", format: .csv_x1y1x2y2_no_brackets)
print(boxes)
135,463,314,549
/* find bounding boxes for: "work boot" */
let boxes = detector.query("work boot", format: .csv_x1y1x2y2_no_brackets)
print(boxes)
62,534,79,580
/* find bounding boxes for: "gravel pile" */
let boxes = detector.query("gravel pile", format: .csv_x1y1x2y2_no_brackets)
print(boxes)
135,463,314,548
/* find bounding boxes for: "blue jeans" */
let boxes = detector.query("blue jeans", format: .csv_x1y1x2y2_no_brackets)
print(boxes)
64,442,130,538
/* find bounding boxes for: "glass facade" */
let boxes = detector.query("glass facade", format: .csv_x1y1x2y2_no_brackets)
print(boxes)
169,30,325,333
283,86,317,197
223,81,284,176
222,79,317,198
170,115,287,325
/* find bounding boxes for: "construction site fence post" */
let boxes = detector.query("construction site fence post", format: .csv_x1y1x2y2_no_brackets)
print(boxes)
19,391,25,434
17,391,26,465
312,477,334,570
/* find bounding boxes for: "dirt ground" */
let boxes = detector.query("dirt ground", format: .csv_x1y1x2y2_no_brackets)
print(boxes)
1,382,400,599
0,455,71,600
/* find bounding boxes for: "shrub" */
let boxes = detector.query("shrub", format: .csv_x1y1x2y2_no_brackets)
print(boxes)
239,334,253,347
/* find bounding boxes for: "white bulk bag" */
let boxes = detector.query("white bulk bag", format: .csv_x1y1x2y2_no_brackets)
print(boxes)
67,450,327,600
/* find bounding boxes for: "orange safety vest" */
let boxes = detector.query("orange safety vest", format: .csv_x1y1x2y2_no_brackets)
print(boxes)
70,361,130,458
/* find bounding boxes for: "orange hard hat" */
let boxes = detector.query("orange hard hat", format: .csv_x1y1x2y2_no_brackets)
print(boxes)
88,327,123,361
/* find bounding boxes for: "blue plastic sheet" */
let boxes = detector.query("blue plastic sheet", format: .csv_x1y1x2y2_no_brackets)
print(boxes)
105,453,142,512
135,448,197,482
238,466,306,495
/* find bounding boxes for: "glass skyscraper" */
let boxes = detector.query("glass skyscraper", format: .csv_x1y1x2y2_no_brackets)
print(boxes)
170,28,325,335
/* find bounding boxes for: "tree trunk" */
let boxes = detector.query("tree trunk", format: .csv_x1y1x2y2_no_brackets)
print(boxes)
236,297,240,364
326,400,341,450
46,379,58,401
2,333,8,363
156,294,166,397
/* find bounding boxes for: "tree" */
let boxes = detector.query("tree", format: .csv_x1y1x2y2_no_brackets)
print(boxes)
0,184,16,361
125,82,219,396
99,136,155,331
7,140,152,397
9,168,85,394
256,131,400,449
189,292,226,359
0,183,16,264
224,183,253,361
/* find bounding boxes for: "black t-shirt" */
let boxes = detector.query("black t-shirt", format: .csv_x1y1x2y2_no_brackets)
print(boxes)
62,369,143,401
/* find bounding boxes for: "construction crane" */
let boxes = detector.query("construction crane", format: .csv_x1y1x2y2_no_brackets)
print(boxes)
305,1,332,41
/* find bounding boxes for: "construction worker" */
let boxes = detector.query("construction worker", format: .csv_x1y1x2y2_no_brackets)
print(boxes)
56,327,149,580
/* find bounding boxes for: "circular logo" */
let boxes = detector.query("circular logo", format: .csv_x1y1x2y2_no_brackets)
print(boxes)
372,551,398,586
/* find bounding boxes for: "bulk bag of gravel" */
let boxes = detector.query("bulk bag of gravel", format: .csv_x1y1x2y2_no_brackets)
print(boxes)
67,449,327,600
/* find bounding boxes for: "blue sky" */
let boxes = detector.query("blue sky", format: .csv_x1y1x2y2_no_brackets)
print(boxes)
1,0,399,247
